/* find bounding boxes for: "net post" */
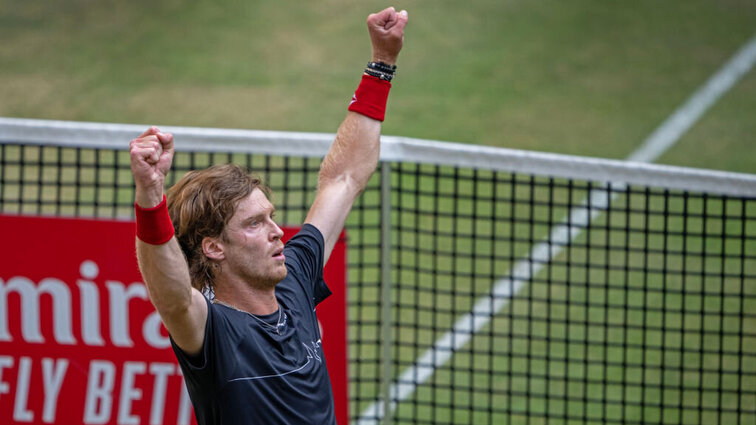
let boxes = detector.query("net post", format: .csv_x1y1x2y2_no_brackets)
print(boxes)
379,161,393,424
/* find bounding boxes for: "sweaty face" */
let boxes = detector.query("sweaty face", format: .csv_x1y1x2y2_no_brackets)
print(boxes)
219,189,287,289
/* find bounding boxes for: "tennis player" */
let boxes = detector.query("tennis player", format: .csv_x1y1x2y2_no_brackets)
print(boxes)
128,7,407,425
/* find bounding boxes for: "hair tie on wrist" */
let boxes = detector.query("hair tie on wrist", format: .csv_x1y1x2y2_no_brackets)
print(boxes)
348,74,391,122
135,195,175,245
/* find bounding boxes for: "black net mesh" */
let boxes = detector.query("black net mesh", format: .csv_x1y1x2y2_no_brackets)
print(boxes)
1,143,754,424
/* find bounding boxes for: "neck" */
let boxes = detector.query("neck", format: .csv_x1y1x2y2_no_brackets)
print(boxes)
213,279,278,316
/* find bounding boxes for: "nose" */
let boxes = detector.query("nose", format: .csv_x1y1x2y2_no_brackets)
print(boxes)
270,220,284,241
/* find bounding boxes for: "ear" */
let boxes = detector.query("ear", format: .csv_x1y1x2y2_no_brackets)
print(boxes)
202,236,225,262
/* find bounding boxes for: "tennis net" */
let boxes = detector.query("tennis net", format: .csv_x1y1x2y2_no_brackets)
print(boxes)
1,117,754,425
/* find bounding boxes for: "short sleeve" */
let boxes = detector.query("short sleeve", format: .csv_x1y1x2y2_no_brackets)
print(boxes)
282,224,332,306
169,297,216,404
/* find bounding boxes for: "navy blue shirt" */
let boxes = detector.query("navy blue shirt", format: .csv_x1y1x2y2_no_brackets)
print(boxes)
171,224,336,425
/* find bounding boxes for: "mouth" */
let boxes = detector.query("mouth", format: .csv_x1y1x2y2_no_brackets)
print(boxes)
272,247,285,261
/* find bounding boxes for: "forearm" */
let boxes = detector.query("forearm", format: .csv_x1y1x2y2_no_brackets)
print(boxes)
318,111,381,195
136,238,194,315
134,182,192,313
136,237,206,355
305,111,381,260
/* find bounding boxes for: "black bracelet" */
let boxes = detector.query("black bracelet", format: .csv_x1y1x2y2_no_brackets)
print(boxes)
364,68,394,82
367,61,397,74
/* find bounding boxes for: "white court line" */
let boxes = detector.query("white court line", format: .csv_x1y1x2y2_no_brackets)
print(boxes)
356,31,756,424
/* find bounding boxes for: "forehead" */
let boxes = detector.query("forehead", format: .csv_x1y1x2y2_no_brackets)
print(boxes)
232,188,273,219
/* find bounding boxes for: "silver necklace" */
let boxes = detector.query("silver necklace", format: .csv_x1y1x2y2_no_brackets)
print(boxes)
213,300,287,335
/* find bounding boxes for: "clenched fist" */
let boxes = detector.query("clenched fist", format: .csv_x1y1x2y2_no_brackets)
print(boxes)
129,127,174,207
367,7,408,66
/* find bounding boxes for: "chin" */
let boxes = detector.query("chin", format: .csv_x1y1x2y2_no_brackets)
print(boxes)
273,268,288,284
262,267,288,288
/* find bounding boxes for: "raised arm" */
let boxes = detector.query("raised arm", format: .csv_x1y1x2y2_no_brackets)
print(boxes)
130,127,207,356
305,7,408,261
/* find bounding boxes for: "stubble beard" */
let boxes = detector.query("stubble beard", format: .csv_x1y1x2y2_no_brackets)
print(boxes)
252,265,288,290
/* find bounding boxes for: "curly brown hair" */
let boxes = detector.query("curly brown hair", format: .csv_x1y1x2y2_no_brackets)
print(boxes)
166,163,269,294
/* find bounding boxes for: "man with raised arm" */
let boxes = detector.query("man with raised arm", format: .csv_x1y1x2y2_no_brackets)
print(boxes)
128,7,408,425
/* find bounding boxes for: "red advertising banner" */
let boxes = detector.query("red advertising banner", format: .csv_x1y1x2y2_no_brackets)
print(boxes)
0,215,348,425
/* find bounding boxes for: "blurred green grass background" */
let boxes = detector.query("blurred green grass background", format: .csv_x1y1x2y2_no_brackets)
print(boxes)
1,2,754,423
1,0,754,172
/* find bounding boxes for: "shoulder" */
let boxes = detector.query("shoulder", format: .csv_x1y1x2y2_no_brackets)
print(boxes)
283,224,325,271
278,224,332,307
286,224,325,251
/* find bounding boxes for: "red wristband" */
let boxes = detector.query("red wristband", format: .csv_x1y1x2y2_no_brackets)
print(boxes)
348,74,391,122
135,195,175,245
